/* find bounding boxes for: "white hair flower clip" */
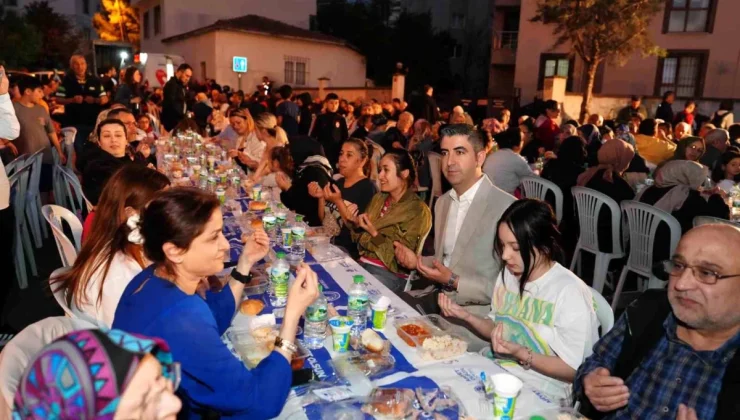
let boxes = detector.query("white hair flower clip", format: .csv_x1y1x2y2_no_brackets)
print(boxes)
126,214,144,245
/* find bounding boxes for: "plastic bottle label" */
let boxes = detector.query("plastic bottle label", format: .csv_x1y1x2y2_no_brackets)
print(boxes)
292,226,306,240
271,268,289,297
307,304,328,322
348,295,368,311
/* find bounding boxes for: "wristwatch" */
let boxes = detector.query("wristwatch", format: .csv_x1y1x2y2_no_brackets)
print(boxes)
446,273,459,291
230,268,253,284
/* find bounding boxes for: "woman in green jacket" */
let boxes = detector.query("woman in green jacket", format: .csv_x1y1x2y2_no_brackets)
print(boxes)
352,149,432,292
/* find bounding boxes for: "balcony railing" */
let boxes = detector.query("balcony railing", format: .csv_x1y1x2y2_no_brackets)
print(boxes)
493,31,518,50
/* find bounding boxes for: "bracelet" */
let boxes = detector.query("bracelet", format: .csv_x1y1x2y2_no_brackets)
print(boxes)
274,336,298,356
520,348,533,370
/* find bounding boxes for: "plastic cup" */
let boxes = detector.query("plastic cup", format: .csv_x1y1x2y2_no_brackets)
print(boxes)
329,316,354,353
252,186,262,200
491,373,523,420
216,187,226,204
281,228,292,249
371,296,391,330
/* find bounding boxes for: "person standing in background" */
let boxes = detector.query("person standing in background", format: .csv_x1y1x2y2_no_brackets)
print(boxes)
161,63,192,132
655,91,675,124
275,85,300,137
0,66,20,326
56,55,108,155
311,93,348,167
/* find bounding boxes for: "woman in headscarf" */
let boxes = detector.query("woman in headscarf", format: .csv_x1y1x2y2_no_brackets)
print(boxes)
672,136,706,163
12,329,181,419
579,124,603,167
541,136,587,257
577,140,636,253
638,160,729,234
616,124,651,190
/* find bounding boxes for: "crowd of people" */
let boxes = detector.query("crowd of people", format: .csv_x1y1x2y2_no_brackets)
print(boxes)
1,54,740,420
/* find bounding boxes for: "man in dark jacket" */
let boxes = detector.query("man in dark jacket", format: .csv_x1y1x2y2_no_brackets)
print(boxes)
161,63,192,132
310,93,348,167
575,224,740,420
655,90,675,123
415,85,439,123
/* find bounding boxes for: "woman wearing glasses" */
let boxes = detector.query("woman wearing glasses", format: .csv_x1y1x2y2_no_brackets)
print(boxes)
672,136,706,163
113,188,320,419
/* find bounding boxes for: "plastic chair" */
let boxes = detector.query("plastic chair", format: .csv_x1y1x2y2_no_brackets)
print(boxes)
59,167,92,217
570,187,625,294
22,150,49,248
4,154,27,176
42,205,82,267
693,215,740,228
520,176,564,224
427,152,443,208
403,225,433,293
59,127,77,169
611,201,681,310
590,287,614,336
8,165,37,289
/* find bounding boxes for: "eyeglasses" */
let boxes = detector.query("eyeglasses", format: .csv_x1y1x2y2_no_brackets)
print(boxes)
660,260,740,285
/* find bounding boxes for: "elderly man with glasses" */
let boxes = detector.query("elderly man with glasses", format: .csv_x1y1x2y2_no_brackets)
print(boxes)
576,223,740,420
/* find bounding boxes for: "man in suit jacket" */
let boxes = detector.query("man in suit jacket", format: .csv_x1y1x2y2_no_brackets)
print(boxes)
395,124,515,317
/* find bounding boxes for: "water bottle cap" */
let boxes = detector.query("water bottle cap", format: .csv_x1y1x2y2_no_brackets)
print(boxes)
318,284,323,292
353,275,364,284
276,251,286,258
296,215,304,222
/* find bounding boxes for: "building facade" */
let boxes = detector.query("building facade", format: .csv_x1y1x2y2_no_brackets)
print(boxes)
401,0,493,98
491,0,740,115
160,15,366,91
133,0,316,53
3,0,97,39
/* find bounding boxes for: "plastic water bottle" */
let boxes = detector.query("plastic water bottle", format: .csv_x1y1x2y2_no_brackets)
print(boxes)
269,251,290,307
290,215,306,263
347,275,369,337
304,285,328,349
730,185,740,221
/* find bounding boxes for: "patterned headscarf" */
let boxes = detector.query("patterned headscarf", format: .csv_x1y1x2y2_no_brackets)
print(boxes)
13,329,178,420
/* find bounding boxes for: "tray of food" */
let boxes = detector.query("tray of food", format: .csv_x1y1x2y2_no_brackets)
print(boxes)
417,332,469,361
332,351,396,379
393,318,435,348
361,388,415,419
393,316,470,361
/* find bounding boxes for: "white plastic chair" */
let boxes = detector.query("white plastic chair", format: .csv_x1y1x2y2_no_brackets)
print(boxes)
520,176,564,224
693,215,740,228
590,287,614,336
4,154,26,176
23,150,49,248
59,127,77,169
42,205,82,267
8,164,37,289
611,201,681,310
570,187,625,294
0,316,95,415
59,167,93,216
427,151,443,208
403,225,433,293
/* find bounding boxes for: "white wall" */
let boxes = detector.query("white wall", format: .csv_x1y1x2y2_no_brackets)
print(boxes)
165,30,366,89
137,0,316,53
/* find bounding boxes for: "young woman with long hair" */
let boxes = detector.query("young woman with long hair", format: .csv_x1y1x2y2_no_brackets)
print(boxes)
438,199,599,399
51,165,171,328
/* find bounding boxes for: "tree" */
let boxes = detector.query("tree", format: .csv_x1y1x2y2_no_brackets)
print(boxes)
531,0,665,122
93,0,140,48
0,8,42,69
24,1,84,69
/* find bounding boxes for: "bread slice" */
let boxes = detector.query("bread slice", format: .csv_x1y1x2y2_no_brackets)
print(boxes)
361,329,385,353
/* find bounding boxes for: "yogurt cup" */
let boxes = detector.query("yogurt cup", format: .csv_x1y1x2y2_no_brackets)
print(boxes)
491,373,523,420
275,211,287,226
252,185,262,200
370,296,391,330
262,215,277,231
281,228,292,248
216,187,226,204
328,316,354,353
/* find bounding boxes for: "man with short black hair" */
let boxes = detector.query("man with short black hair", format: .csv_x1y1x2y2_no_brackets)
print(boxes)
310,93,348,167
395,124,515,316
617,95,648,124
276,84,299,136
56,55,108,154
14,76,65,196
576,224,740,420
656,91,675,124
161,63,192,131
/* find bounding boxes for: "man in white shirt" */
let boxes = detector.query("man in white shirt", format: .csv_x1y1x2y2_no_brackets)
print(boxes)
0,66,20,325
395,124,516,316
